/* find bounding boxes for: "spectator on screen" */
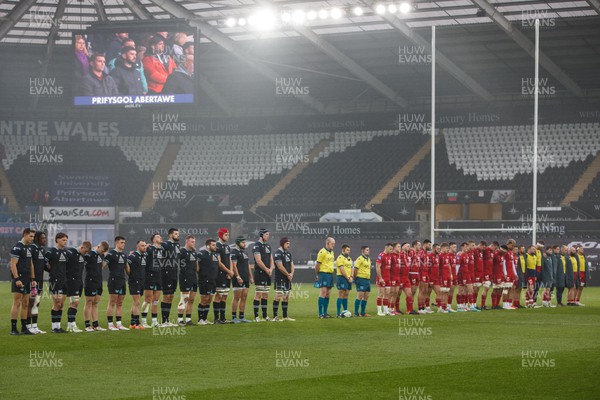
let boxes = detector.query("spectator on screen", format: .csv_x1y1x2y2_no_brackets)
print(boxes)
106,33,129,64
142,35,176,94
171,32,189,66
106,38,148,94
183,41,194,56
74,35,89,80
79,53,118,96
110,46,144,95
163,54,193,94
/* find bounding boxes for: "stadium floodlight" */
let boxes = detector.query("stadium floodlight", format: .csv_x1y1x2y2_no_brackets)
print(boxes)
399,2,411,14
225,17,236,27
254,9,277,31
388,4,398,13
319,9,329,19
281,11,291,23
238,17,247,26
375,4,386,14
330,8,343,19
307,10,317,20
352,6,364,16
292,9,306,24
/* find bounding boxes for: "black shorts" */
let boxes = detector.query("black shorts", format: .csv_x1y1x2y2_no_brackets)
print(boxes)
198,280,216,296
49,279,67,295
253,272,271,287
275,277,291,292
67,279,83,297
107,278,127,295
179,277,198,292
232,278,250,289
128,279,143,295
11,277,31,294
161,272,178,295
84,282,103,297
216,273,231,289
144,276,162,291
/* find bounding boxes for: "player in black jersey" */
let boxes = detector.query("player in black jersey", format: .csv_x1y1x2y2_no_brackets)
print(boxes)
273,237,296,322
27,231,47,334
66,241,91,333
9,228,36,335
231,236,252,323
215,228,234,324
252,228,274,322
160,228,180,326
177,235,198,326
84,241,109,331
46,232,70,333
126,240,147,330
197,239,219,325
141,233,163,328
105,236,129,331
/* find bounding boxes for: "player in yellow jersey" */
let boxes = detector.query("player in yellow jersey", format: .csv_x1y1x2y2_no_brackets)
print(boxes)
316,237,335,318
525,245,538,308
353,246,371,317
575,245,588,306
335,244,353,317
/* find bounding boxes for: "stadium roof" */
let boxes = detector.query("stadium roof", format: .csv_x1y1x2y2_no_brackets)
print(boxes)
1,0,599,114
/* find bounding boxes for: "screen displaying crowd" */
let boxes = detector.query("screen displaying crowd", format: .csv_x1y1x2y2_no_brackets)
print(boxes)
73,31,195,101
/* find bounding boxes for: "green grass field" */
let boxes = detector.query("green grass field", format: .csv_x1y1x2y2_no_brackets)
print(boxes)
1,282,599,399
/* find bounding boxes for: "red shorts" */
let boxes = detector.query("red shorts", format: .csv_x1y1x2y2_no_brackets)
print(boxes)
409,272,419,286
390,275,401,287
429,268,440,286
377,279,391,288
420,275,429,284
441,279,451,289
579,271,586,284
398,275,411,289
474,269,483,283
458,268,472,285
377,271,391,287
493,274,505,285
483,274,492,282
506,274,517,284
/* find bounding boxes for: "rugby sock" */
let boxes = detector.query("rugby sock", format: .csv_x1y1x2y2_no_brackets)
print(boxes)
342,299,348,312
282,302,288,318
467,294,473,306
406,297,414,313
318,297,324,316
395,298,400,311
376,298,382,314
107,316,113,325
161,302,170,324
254,300,260,318
336,298,342,316
323,297,330,315
273,300,279,317
186,314,191,323
425,298,431,308
85,320,90,328
239,312,245,320
354,299,360,315
68,307,76,323
116,316,122,327
220,301,226,321
383,299,389,314
232,311,237,320
21,319,28,331
132,314,137,325
178,313,184,323
360,300,367,315
151,313,158,325
92,320,99,328
213,301,220,321
32,315,38,325
197,304,202,321
435,297,441,307
10,319,17,332
261,298,268,318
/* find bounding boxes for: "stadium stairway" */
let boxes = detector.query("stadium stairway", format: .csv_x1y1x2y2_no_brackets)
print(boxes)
250,136,333,213
562,151,600,205
139,141,181,210
365,135,438,208
0,167,19,212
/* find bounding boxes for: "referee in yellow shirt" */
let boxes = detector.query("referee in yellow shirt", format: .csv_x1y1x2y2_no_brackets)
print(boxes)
335,244,353,317
353,246,372,317
315,237,335,318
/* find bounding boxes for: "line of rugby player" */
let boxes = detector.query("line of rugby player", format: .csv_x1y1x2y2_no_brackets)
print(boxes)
8,227,298,335
360,239,590,317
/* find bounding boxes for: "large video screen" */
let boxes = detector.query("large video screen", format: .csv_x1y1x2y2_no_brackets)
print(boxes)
72,23,196,107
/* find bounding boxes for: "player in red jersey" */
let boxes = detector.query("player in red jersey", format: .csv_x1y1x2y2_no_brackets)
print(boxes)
375,243,393,316
427,244,443,313
473,241,485,308
388,243,402,315
417,240,433,314
503,239,518,310
479,241,497,310
446,242,458,312
456,243,471,312
396,243,417,315
438,243,452,313
466,241,480,311
408,241,421,300
492,245,508,309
